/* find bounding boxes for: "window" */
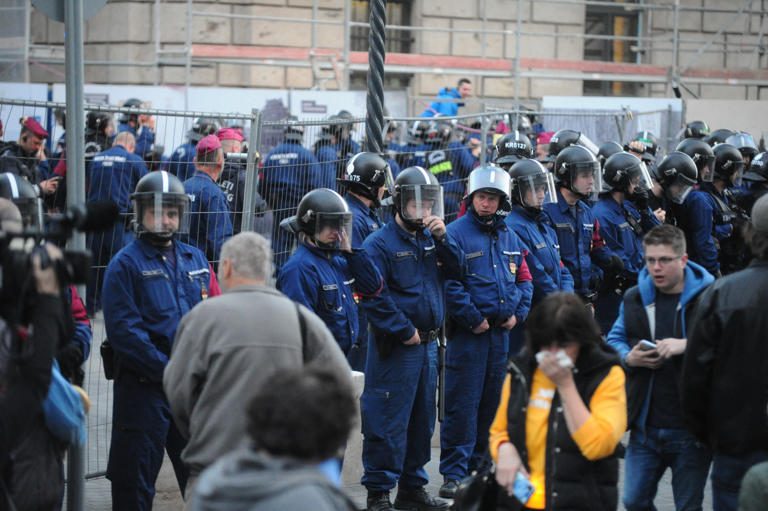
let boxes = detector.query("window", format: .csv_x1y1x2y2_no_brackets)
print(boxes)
583,4,641,97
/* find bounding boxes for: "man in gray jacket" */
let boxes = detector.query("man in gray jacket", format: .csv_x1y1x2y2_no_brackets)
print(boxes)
164,231,351,500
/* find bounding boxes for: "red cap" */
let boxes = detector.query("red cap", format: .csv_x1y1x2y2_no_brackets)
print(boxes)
216,127,244,142
196,134,222,156
537,131,554,145
21,117,49,139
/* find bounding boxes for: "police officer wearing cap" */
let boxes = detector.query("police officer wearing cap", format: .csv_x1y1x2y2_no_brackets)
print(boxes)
86,131,149,314
183,134,233,265
0,117,60,197
506,159,574,305
260,120,321,269
103,170,220,511
338,152,394,371
361,166,464,511
438,165,533,498
169,117,220,183
277,188,383,358
592,152,660,332
676,143,744,277
543,145,617,307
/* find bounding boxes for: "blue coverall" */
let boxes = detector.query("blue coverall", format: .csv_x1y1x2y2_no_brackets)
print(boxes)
424,145,473,222
167,142,197,183
440,211,533,482
277,241,383,355
315,144,339,190
86,144,148,313
360,220,464,492
345,192,385,371
103,238,214,511
543,189,614,300
183,170,233,264
592,196,660,331
259,141,321,268
679,185,733,277
117,122,155,158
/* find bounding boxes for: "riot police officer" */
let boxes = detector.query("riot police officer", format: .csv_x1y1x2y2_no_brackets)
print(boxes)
493,131,534,171
117,98,155,157
260,122,321,269
338,152,393,370
740,151,768,213
543,145,618,307
360,166,463,511
84,111,114,164
423,122,472,222
597,141,623,171
439,166,533,497
725,131,759,168
506,159,574,305
103,171,220,511
654,151,699,217
592,152,659,331
168,117,220,183
682,120,710,140
705,128,737,147
86,131,148,314
677,137,716,183
546,128,600,162
277,188,383,358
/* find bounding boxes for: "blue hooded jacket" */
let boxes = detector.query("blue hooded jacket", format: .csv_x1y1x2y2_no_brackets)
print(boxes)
421,87,463,117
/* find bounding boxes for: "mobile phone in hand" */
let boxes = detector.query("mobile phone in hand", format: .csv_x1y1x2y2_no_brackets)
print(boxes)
638,339,657,351
513,471,535,504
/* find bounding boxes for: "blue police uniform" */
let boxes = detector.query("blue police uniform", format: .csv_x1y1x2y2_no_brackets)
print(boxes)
440,211,533,482
678,185,733,277
544,189,614,299
399,142,428,169
103,238,213,511
424,146,471,222
167,142,196,182
315,144,339,190
277,242,383,355
506,205,574,304
183,170,233,264
345,192,384,371
592,196,661,331
259,141,321,268
118,122,155,158
361,221,464,492
86,145,148,313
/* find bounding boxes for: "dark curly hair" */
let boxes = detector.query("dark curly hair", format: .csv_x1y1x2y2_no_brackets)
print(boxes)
525,292,603,353
246,365,356,461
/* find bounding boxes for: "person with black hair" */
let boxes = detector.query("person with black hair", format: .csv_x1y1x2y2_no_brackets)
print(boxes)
421,78,472,117
489,292,626,511
188,366,358,511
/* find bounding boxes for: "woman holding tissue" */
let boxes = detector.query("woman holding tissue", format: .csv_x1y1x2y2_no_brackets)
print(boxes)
489,293,627,510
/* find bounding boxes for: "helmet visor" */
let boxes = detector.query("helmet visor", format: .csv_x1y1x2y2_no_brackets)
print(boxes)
398,184,444,224
575,133,599,156
517,173,557,209
631,161,654,192
725,133,758,154
314,212,353,252
725,160,745,187
133,192,190,236
666,182,693,205
569,160,601,197
695,154,715,182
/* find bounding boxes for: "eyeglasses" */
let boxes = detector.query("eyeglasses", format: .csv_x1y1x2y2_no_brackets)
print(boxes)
644,256,681,266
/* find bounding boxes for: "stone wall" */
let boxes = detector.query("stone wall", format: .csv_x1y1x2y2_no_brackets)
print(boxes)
27,0,763,100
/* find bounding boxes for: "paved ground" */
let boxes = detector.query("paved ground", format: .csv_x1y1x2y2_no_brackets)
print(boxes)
80,314,712,510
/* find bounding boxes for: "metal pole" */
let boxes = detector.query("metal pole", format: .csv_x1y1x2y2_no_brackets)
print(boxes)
481,0,487,60
154,0,161,85
513,0,523,129
479,115,488,167
311,0,318,50
671,0,680,96
185,0,192,112
364,0,387,153
64,1,86,510
240,109,263,233
342,0,351,90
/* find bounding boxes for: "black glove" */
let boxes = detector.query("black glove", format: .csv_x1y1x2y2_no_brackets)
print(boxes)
630,189,649,210
56,343,84,383
606,255,625,275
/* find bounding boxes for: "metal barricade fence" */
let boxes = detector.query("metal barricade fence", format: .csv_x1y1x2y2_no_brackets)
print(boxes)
0,98,684,495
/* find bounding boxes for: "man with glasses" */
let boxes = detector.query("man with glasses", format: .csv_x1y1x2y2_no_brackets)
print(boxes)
606,224,714,511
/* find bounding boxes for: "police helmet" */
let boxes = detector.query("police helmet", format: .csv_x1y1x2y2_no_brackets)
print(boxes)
119,98,143,124
494,131,534,168
408,121,430,144
676,138,715,182
284,116,305,143
684,120,710,139
392,166,443,228
633,131,659,157
744,152,768,183
548,129,599,158
509,159,557,211
340,152,394,206
725,132,759,161
713,143,745,186
295,188,353,251
706,128,737,147
554,145,602,198
86,111,113,136
656,152,698,204
602,152,653,194
0,172,43,230
597,141,623,169
188,117,221,143
130,171,190,241
466,165,512,215
425,122,453,146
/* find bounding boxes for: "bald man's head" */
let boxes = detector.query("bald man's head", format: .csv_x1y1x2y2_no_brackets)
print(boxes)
114,131,136,153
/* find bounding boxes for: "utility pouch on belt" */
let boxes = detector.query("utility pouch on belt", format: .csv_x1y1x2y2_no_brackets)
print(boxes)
100,339,115,380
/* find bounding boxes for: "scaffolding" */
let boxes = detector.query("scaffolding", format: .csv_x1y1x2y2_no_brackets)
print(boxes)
12,0,768,103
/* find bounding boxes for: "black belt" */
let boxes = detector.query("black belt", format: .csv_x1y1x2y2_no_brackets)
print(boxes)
418,329,440,343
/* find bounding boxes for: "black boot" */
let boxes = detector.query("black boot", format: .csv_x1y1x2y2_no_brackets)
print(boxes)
367,490,394,511
438,479,460,499
394,486,449,510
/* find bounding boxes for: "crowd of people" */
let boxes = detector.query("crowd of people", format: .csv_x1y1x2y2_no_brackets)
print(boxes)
0,94,767,511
